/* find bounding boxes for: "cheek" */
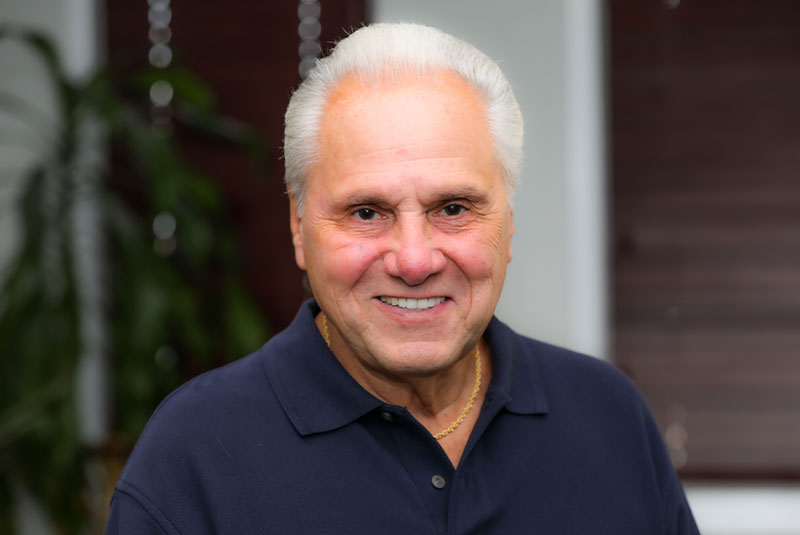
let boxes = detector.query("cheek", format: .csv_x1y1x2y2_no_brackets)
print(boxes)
445,225,511,279
310,233,384,287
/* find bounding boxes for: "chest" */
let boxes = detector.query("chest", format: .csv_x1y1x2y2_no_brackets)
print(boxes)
169,408,664,535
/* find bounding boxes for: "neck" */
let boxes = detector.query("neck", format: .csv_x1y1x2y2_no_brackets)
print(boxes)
315,312,490,428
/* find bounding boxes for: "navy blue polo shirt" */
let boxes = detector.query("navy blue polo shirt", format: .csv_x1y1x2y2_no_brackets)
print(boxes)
107,300,698,534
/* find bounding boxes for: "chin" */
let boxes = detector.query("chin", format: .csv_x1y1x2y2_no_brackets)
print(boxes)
371,346,461,377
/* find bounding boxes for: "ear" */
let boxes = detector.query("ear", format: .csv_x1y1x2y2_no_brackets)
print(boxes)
289,194,306,270
507,208,515,264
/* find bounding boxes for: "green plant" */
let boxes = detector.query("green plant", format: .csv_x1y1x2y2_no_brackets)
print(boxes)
0,28,268,533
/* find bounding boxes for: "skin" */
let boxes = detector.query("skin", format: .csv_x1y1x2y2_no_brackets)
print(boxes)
289,70,514,466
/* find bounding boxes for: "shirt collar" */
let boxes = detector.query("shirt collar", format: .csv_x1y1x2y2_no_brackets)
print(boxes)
261,300,383,436
483,316,549,415
262,300,548,436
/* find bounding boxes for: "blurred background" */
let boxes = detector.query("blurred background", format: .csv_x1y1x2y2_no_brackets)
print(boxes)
1,0,799,533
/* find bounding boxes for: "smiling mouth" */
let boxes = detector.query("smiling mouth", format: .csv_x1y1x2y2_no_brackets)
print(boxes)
379,296,446,311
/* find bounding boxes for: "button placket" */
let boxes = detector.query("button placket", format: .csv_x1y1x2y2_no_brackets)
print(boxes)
379,406,453,533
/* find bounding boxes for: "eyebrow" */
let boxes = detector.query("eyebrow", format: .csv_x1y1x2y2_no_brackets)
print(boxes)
335,186,488,208
332,194,387,209
432,187,487,202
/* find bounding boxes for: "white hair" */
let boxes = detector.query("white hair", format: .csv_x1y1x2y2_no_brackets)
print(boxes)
284,23,524,214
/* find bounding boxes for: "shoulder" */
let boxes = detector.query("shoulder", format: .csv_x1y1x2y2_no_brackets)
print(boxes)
528,337,637,396
487,320,698,534
491,318,639,401
118,342,293,485
488,318,655,436
112,346,283,533
119,302,325,484
130,302,321,445
148,347,271,428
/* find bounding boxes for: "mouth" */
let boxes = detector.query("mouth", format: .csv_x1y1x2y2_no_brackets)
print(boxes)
379,296,446,311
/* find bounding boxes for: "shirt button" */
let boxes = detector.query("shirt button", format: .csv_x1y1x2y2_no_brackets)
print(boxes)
431,475,446,489
380,411,395,422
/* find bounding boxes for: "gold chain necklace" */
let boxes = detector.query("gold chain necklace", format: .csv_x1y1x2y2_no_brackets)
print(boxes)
320,313,481,440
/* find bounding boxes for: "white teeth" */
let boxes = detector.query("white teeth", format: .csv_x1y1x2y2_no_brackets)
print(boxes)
380,296,445,310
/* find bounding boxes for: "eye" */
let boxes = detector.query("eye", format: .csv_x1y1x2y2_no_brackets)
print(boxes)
355,208,378,220
441,203,466,217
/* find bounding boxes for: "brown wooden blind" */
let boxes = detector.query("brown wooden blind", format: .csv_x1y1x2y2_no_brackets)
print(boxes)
611,0,800,478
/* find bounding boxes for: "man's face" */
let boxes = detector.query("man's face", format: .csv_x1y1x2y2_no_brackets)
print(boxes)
290,70,514,378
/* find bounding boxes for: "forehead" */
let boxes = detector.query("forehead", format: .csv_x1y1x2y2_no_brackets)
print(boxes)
312,70,501,195
324,68,485,114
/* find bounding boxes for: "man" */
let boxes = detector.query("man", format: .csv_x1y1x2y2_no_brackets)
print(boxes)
107,23,699,534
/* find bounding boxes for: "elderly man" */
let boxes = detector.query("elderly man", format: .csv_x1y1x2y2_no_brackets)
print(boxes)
107,24,699,534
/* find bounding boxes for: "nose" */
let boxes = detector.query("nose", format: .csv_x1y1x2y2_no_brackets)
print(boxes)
383,215,446,286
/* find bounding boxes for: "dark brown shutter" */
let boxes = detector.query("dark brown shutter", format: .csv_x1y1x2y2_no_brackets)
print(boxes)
611,0,800,478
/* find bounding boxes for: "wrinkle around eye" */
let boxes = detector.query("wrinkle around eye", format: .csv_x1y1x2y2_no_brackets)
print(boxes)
431,214,477,234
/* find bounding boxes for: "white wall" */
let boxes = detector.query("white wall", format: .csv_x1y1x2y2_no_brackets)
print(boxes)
370,1,800,533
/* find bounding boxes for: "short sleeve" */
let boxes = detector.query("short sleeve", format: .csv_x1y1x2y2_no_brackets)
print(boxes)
662,476,700,535
105,486,176,535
